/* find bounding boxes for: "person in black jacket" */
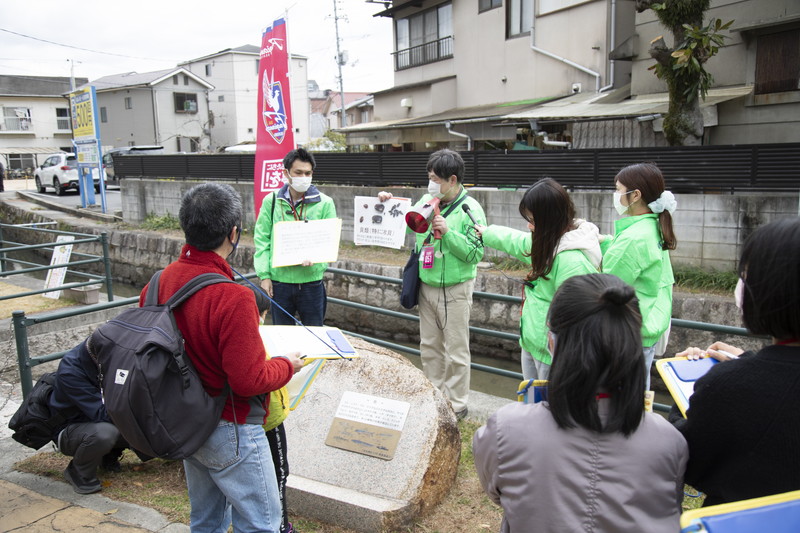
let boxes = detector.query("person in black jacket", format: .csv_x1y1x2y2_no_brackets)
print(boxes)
671,217,800,505
49,340,126,494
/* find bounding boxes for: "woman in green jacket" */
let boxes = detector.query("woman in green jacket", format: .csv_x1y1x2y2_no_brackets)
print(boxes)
601,163,677,389
476,178,601,380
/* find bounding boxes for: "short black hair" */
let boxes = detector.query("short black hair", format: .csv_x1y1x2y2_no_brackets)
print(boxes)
547,273,645,436
283,148,316,172
426,149,464,183
179,183,242,251
739,217,800,340
246,284,270,315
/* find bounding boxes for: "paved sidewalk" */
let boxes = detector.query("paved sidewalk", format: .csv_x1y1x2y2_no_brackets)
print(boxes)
1,177,38,192
0,382,189,533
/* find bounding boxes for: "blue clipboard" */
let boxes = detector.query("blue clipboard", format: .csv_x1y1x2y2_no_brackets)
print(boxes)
681,490,800,532
656,357,717,417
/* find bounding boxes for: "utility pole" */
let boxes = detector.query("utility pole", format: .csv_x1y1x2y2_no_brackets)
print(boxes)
333,0,347,127
68,59,78,92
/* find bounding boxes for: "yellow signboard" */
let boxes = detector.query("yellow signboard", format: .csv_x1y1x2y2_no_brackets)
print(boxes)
70,88,96,140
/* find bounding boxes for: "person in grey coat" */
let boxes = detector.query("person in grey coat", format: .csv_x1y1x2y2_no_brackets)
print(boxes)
473,273,687,533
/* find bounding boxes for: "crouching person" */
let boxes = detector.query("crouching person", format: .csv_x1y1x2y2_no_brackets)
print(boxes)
51,340,127,494
150,183,303,532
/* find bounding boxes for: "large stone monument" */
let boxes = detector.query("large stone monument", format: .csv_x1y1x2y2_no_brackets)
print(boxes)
284,337,461,532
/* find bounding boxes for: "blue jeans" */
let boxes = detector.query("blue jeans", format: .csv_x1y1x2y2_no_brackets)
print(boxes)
271,280,326,326
183,421,282,533
643,344,657,390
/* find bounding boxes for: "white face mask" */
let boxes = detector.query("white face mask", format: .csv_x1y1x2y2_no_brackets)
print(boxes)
734,277,745,310
613,191,632,216
427,179,443,198
290,176,312,193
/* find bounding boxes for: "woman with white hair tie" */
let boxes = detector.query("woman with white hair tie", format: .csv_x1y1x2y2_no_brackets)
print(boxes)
600,162,677,389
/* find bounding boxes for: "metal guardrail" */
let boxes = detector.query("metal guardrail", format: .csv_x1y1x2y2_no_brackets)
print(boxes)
0,223,114,302
12,267,757,415
12,297,139,398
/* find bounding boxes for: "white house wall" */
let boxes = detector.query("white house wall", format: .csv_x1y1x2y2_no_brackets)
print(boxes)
97,88,156,150
290,57,310,146
153,79,210,152
185,53,309,149
0,96,73,155
186,55,240,150
387,0,609,112
457,1,609,106
230,54,259,147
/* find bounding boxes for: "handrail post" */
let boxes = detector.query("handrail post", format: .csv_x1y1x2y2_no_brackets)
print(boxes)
100,232,114,301
12,310,33,400
0,225,6,273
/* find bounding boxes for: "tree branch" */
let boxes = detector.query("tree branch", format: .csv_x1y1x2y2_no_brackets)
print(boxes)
648,36,673,67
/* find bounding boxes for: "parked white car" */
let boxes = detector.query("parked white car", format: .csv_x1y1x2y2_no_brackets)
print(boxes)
34,153,102,195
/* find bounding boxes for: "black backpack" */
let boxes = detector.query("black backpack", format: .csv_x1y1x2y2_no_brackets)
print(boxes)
88,271,234,460
8,372,77,450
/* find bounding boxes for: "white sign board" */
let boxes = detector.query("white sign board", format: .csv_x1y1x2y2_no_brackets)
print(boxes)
43,236,75,299
353,196,411,249
271,218,342,268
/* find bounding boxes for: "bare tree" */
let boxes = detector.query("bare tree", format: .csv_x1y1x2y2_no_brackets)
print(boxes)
636,0,732,146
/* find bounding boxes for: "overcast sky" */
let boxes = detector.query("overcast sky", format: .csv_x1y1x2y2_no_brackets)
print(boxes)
0,0,394,93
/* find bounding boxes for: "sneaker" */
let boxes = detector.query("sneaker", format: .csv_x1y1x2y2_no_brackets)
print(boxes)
100,457,121,473
63,462,102,494
100,453,122,473
455,408,469,421
283,523,296,533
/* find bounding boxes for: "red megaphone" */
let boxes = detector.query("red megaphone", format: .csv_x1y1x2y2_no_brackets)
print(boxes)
405,197,441,239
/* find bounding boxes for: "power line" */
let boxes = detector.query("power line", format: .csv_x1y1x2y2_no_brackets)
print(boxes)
0,27,178,62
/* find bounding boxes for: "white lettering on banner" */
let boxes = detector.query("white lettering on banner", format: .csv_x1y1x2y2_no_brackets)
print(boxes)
261,160,284,191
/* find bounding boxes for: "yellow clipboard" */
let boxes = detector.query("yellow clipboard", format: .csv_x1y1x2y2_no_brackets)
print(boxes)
655,356,718,417
680,490,800,532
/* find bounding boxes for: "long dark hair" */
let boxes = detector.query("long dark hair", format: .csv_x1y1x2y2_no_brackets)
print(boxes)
547,274,645,436
518,178,575,282
615,163,677,250
738,217,800,341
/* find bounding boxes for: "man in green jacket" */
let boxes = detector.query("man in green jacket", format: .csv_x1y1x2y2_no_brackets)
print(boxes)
254,148,337,326
381,149,486,419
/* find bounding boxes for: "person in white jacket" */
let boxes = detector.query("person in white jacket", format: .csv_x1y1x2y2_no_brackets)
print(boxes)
475,178,600,380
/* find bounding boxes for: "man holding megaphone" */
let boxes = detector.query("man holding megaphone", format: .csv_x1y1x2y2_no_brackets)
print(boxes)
380,149,486,420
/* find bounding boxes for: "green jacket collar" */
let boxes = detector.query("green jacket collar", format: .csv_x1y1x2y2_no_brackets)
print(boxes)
614,213,658,234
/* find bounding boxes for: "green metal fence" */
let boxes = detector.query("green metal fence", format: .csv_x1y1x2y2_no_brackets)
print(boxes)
0,222,114,302
12,266,757,415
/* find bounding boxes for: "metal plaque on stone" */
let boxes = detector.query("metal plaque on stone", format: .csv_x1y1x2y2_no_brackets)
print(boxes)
325,391,410,460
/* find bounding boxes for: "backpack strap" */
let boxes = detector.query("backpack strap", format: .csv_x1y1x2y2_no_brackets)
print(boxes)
165,273,236,310
143,270,163,307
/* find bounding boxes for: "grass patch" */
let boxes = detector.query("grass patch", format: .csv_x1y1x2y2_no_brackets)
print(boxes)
673,265,738,294
0,281,77,319
141,213,182,231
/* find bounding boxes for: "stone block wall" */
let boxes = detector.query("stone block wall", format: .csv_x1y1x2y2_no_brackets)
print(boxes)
121,179,798,271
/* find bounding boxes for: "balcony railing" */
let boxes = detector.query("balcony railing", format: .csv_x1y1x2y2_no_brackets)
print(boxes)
393,36,454,71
